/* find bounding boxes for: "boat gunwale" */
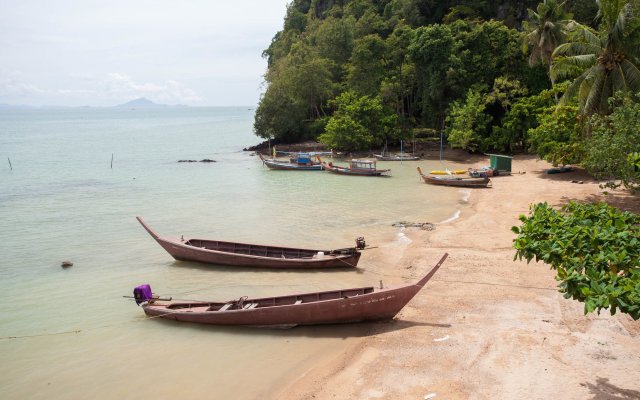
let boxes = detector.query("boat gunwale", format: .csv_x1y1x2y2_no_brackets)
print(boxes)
148,285,379,312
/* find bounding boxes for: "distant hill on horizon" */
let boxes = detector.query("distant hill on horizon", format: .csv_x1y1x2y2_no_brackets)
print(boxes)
114,97,187,108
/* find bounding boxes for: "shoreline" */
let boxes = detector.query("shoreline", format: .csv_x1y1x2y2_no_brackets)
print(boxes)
269,155,640,400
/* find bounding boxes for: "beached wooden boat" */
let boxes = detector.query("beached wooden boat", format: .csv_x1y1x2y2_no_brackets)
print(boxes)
546,166,573,174
430,169,467,175
468,168,510,177
318,156,390,177
417,167,491,188
133,253,448,328
258,153,323,171
373,153,420,161
136,217,362,269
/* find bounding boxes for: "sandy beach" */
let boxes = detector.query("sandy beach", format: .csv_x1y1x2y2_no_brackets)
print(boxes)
273,154,640,400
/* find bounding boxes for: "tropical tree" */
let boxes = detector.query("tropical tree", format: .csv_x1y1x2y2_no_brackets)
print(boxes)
445,88,492,152
552,0,640,116
524,0,571,67
318,91,399,151
582,92,640,191
524,0,572,95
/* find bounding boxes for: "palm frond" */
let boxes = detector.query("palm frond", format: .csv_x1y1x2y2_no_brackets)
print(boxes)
610,62,629,92
582,65,606,115
552,54,597,80
553,42,601,57
565,23,601,46
619,59,640,91
609,2,631,48
598,72,613,113
558,72,586,106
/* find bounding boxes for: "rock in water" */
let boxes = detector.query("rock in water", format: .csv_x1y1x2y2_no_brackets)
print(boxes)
61,261,73,268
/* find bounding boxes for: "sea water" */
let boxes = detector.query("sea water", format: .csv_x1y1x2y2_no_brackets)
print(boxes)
0,107,467,399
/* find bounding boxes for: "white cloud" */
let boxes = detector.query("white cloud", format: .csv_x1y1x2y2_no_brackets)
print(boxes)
0,71,45,96
103,73,202,104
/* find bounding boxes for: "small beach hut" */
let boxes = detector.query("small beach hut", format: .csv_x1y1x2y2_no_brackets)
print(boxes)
486,154,512,173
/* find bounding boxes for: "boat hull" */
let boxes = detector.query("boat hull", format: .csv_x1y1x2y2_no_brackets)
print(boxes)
137,217,361,269
417,167,490,188
373,154,420,161
142,285,420,327
318,157,390,177
259,153,323,170
155,237,361,268
139,254,448,327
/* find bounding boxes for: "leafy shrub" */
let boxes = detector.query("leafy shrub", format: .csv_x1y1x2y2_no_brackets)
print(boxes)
513,201,640,320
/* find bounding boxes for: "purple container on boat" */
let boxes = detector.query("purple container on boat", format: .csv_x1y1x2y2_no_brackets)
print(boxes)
133,284,153,305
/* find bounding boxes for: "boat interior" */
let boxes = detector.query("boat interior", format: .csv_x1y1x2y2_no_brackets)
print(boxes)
184,239,354,259
164,286,376,312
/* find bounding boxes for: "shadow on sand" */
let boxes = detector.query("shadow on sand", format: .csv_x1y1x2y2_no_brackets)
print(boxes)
147,316,451,339
582,377,640,400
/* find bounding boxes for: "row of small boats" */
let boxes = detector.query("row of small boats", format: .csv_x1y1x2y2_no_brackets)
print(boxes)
133,217,449,327
259,152,492,187
259,153,392,176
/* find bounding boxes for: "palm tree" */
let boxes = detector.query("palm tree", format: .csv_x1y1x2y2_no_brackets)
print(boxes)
551,0,640,116
524,0,571,67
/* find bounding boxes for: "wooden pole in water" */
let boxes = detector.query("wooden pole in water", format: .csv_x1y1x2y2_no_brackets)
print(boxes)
7,157,12,171
110,153,114,169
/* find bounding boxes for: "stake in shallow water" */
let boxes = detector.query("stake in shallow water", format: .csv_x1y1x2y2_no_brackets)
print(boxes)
8,157,12,171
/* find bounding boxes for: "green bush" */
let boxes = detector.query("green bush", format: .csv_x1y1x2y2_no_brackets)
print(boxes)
513,201,640,319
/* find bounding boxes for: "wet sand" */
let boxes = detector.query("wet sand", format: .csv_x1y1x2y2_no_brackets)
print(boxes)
271,154,640,400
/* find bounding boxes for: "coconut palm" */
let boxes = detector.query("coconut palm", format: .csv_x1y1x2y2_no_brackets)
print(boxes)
524,0,571,67
551,0,640,116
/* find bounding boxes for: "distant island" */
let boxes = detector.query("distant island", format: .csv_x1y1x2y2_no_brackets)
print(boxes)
114,97,187,109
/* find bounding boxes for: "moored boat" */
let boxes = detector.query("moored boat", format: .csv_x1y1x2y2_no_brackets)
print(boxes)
133,253,448,328
417,167,491,188
318,156,390,177
546,165,573,174
136,217,363,269
373,153,420,161
258,153,323,171
429,169,467,175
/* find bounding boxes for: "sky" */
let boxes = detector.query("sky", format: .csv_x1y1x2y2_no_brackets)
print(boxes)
0,0,290,107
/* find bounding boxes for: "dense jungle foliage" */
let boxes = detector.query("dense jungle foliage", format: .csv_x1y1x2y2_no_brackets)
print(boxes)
254,0,640,188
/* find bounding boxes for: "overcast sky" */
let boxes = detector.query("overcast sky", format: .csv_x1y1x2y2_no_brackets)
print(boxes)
0,0,290,107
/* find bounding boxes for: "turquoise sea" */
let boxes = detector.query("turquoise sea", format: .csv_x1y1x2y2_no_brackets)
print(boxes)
0,107,467,399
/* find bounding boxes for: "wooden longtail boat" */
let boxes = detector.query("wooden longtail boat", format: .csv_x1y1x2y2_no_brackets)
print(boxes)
373,153,420,161
546,166,573,174
258,153,323,171
136,217,362,269
429,169,467,175
317,156,390,177
133,253,448,328
417,167,491,188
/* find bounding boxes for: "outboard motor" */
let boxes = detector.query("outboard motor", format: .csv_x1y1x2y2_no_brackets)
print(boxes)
133,284,153,306
355,236,366,250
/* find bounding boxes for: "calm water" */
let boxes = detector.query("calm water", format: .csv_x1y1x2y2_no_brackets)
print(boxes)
0,107,467,399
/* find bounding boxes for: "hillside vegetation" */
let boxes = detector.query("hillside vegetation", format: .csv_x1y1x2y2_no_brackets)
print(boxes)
254,0,639,187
